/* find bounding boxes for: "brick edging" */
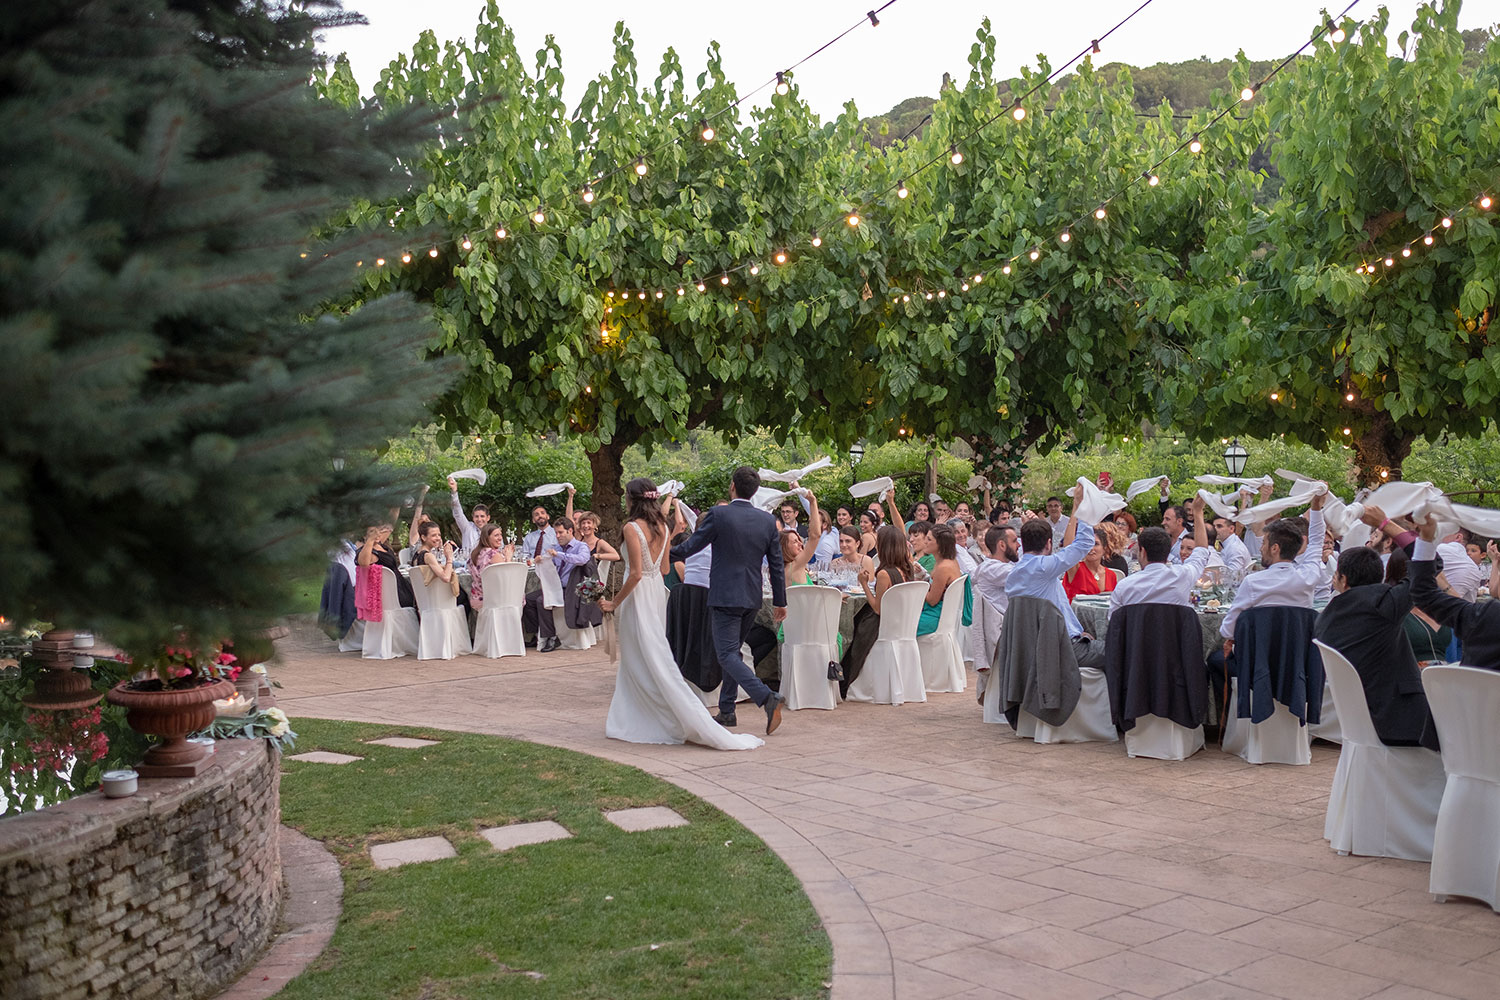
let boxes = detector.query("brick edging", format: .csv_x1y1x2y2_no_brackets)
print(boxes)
213,826,342,1000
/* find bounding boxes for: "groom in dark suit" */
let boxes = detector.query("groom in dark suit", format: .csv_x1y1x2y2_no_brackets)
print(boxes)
671,466,788,734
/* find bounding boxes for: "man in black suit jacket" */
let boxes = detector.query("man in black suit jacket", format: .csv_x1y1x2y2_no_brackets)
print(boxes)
1411,513,1500,671
1313,542,1437,749
671,466,788,734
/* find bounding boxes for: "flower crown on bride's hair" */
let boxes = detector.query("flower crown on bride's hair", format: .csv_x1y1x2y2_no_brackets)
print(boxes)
643,490,659,500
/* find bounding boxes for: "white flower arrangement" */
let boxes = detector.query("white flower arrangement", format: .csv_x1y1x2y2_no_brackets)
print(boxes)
194,706,297,750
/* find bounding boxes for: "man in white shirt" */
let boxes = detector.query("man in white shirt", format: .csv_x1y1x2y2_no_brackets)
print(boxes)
1219,489,1327,652
1045,496,1068,548
1111,497,1211,613
974,525,1019,615
447,476,490,556
1212,516,1253,584
1437,536,1484,602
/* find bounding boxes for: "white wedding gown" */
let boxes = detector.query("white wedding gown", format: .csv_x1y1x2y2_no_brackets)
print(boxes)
606,523,764,751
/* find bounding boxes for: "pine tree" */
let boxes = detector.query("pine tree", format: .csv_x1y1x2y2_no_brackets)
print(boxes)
0,0,454,645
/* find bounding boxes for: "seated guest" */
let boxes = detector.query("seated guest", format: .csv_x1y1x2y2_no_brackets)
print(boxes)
1212,515,1253,584
522,504,559,562
955,501,974,521
1411,513,1500,670
467,523,514,609
905,500,933,530
1436,530,1484,602
1219,490,1327,657
916,525,973,635
1063,526,1120,600
806,507,840,564
974,524,1019,616
1109,499,1211,613
357,521,415,608
842,525,917,695
1097,521,1130,578
1044,495,1068,547
858,510,880,558
777,499,805,538
449,476,490,556
909,520,935,574
834,504,858,530
410,521,469,611
1314,543,1437,749
571,510,621,565
933,498,953,523
1008,489,1105,667
1466,539,1486,567
831,525,870,575
1162,503,1190,563
521,516,589,652
1382,549,1454,662
945,518,980,574
780,512,820,586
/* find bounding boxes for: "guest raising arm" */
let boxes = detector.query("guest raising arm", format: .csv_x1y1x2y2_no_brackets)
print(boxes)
448,477,489,557
1220,489,1326,654
1006,486,1104,666
1410,514,1500,670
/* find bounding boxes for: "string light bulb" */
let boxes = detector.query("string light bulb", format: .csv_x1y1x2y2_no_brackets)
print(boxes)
582,185,595,203
1481,195,1494,210
654,289,664,299
1188,135,1203,154
774,249,788,265
428,247,439,258
1001,264,1012,275
925,291,934,300
1384,257,1395,267
846,212,860,227
1346,391,1356,402
1011,104,1026,121
299,252,307,258
637,291,646,300
949,146,963,165
696,281,706,292
1059,229,1071,244
973,274,982,283
937,289,946,298
1239,84,1258,102
401,251,412,264
699,119,715,142
1401,247,1411,257
867,10,880,27
1441,217,1453,228
461,237,472,250
897,179,909,199
1147,172,1160,186
376,257,386,267
1327,18,1346,43
810,231,822,247
634,157,648,177
1343,427,1352,436
676,286,685,296
749,264,760,275
1028,248,1041,261
496,227,507,239
775,71,789,96
1091,39,1101,54
961,282,970,291
1270,392,1280,401
720,273,730,285
901,294,910,302
532,207,546,225
1094,206,1107,220
1423,233,1434,245
1355,265,1366,274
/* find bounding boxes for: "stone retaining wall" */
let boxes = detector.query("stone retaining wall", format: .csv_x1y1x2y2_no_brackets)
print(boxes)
0,739,283,1000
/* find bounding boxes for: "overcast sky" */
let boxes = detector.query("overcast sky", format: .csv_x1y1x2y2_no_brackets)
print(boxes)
328,1,1491,119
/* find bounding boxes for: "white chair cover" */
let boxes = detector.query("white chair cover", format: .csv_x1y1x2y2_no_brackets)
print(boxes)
1126,714,1206,760
780,585,843,711
534,559,565,608
1027,667,1118,744
337,619,365,653
846,581,926,705
473,563,527,659
1315,641,1442,861
1423,665,1500,910
410,570,473,661
361,567,419,660
1308,679,1343,744
917,575,968,693
1222,678,1312,765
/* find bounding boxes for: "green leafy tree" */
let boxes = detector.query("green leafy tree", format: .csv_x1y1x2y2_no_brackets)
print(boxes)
0,0,451,644
861,19,1263,504
1173,2,1500,483
331,5,884,534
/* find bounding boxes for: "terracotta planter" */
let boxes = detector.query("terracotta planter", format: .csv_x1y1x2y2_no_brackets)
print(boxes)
22,629,102,711
107,678,235,774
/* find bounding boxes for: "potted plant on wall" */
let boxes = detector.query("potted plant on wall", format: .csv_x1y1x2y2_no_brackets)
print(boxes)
106,640,240,777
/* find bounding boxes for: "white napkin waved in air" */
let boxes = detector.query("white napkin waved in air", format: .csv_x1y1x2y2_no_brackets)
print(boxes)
1338,480,1441,549
967,474,992,491
450,468,488,486
752,486,804,511
1234,479,1328,525
1196,489,1240,522
1069,476,1126,524
1125,476,1169,501
758,457,831,483
1195,474,1274,489
525,482,573,498
850,476,894,501
657,480,686,496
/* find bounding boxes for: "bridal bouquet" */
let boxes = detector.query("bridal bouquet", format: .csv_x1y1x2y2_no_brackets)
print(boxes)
576,577,607,604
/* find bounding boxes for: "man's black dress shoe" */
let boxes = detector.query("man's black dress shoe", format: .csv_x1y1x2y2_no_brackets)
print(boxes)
713,712,737,727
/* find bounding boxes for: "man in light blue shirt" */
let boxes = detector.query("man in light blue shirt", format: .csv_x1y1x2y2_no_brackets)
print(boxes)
1007,491,1105,667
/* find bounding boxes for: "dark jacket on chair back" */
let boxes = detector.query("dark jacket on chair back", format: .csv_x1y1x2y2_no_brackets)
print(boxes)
670,499,786,610
1231,606,1322,725
995,596,1080,727
1104,603,1207,731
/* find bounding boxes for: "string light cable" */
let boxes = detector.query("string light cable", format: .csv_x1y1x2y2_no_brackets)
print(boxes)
1352,183,1497,277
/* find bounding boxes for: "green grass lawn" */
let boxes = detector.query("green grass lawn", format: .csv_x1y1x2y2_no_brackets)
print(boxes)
276,720,831,1000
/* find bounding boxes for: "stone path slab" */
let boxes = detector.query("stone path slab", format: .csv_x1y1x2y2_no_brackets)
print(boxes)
370,836,456,870
287,750,364,765
364,737,442,748
480,820,574,851
604,806,690,831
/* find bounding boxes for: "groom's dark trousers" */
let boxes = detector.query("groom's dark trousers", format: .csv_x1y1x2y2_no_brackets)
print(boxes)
669,498,787,719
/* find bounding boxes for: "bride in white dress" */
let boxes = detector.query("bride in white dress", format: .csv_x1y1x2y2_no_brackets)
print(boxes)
601,478,763,751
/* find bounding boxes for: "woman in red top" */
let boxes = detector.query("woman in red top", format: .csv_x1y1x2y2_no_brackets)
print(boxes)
1063,531,1119,599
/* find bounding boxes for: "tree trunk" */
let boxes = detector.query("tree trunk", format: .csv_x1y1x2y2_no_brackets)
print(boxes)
924,446,939,501
1352,410,1415,488
588,439,629,541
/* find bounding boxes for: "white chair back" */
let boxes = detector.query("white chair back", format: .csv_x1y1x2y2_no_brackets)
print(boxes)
379,566,403,612
410,568,458,613
535,559,565,607
1314,640,1380,747
784,585,843,648
484,562,529,608
876,581,927,639
935,575,966,636
1423,666,1500,782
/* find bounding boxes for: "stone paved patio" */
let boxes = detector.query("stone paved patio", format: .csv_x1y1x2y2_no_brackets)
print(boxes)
274,620,1500,1000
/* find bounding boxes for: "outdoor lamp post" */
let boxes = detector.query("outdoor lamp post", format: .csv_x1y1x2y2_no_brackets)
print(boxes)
1223,438,1248,476
849,441,865,474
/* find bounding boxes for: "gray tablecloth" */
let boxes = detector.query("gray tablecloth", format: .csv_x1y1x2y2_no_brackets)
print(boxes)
1071,597,1226,661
